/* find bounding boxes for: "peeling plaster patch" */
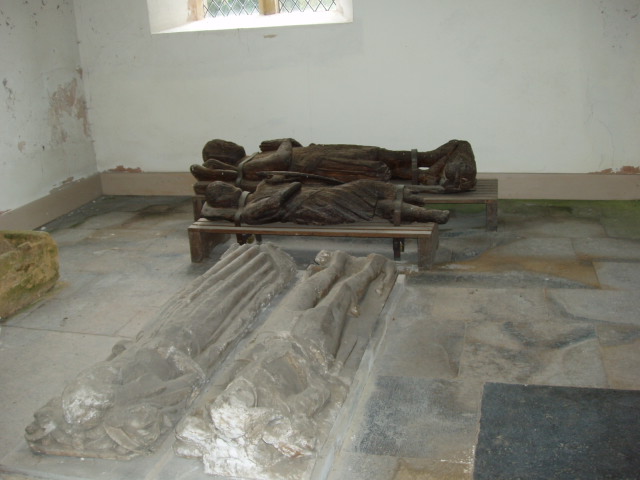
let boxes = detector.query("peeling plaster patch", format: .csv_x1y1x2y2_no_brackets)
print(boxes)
108,166,143,173
49,177,76,193
48,78,92,146
18,141,27,152
590,166,640,175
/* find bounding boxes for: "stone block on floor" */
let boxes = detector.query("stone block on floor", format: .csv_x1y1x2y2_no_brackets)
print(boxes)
0,231,59,320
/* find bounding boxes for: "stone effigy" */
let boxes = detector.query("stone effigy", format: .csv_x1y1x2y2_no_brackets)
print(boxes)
25,243,296,460
201,178,451,225
191,138,477,193
175,250,397,479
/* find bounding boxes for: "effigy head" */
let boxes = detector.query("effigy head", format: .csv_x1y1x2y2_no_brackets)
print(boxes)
443,155,477,191
202,139,246,163
60,363,120,427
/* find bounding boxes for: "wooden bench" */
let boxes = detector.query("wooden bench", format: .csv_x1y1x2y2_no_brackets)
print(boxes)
418,178,498,231
188,220,440,270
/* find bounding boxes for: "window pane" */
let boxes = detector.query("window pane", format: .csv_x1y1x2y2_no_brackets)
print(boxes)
278,0,337,13
204,0,259,17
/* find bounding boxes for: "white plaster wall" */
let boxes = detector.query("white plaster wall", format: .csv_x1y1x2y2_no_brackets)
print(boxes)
73,0,639,175
0,0,97,213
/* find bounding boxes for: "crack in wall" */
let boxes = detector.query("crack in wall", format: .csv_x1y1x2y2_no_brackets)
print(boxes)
3,78,16,119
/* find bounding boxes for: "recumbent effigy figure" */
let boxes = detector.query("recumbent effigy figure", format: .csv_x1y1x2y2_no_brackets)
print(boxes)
191,138,477,193
201,177,451,226
25,244,296,460
175,250,397,479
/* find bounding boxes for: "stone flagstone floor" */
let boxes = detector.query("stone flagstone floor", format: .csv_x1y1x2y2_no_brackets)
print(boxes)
1,197,639,479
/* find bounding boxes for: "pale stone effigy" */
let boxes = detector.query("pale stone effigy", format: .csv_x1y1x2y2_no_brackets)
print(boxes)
25,243,296,460
174,250,397,479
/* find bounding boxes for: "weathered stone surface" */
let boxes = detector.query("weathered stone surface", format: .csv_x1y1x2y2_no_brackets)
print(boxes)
374,287,466,379
346,376,479,460
0,230,59,320
25,243,296,460
548,289,640,326
458,317,607,387
594,261,640,290
596,323,640,389
175,250,397,479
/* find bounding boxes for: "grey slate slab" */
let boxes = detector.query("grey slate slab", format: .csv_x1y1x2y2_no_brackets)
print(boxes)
459,318,607,387
574,237,640,261
594,261,640,290
474,382,640,480
374,287,466,379
597,323,640,389
486,237,577,258
406,270,593,289
0,327,117,461
549,289,640,326
346,376,479,460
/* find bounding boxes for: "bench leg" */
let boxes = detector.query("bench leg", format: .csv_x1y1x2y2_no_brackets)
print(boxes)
392,238,404,261
416,224,439,270
486,200,498,231
189,227,206,263
192,197,204,221
189,228,229,263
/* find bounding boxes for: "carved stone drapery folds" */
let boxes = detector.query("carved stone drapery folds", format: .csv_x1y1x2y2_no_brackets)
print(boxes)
24,245,397,479
175,250,397,479
25,243,296,460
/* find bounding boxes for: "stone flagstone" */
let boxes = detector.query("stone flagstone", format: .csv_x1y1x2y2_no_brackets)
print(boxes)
549,289,640,326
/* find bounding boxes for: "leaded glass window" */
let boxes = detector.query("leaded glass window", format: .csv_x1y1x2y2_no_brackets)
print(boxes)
204,0,337,17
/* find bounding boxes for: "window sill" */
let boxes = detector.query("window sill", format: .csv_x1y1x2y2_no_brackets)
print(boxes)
157,10,352,34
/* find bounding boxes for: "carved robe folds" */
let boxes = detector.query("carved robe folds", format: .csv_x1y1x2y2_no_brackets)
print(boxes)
175,250,397,479
25,244,296,459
